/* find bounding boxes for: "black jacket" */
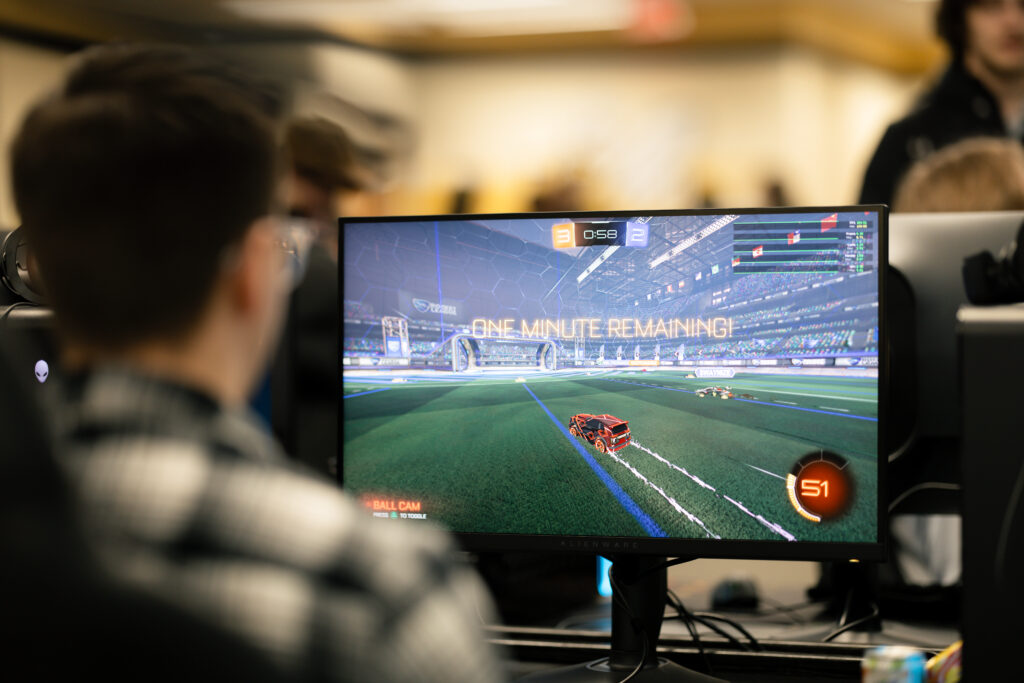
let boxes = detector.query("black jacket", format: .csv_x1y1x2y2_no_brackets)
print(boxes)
859,61,1023,206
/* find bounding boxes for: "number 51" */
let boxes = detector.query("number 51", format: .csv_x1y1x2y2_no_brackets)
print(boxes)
801,479,829,498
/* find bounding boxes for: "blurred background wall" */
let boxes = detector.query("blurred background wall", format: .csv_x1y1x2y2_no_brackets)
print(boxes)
0,38,67,227
400,46,921,213
0,0,947,224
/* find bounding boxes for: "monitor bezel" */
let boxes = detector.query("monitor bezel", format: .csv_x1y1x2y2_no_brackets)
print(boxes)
340,205,888,562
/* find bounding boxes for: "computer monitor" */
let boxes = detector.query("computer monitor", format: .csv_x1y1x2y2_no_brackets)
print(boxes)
882,211,1022,520
341,207,886,679
888,211,1023,441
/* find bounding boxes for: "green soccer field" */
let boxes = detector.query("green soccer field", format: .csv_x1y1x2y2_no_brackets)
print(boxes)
342,369,878,544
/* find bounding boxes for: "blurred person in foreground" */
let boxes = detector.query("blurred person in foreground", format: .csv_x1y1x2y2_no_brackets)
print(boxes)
893,136,1024,211
860,0,1024,206
11,43,504,683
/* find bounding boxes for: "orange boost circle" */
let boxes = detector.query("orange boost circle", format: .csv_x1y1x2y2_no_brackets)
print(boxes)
794,460,852,520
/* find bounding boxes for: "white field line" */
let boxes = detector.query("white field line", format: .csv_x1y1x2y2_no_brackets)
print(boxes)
604,449,720,539
630,441,715,491
819,406,850,412
776,400,798,405
747,464,785,480
734,387,876,403
723,495,796,541
631,441,797,542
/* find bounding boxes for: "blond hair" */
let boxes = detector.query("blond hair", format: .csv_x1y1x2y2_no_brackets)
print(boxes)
893,137,1024,212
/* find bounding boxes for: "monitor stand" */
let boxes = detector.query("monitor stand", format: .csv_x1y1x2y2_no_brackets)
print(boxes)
521,555,726,682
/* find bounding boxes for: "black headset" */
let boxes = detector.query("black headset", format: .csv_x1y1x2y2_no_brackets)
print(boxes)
0,227,46,307
963,220,1024,305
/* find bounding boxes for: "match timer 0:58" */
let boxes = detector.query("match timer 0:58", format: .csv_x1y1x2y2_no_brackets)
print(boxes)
552,221,649,249
786,451,853,522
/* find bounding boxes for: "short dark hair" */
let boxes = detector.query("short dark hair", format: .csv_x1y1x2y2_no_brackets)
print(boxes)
285,117,362,192
11,43,282,349
936,0,970,58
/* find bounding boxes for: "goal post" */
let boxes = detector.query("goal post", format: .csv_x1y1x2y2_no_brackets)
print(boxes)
451,335,558,372
381,316,410,358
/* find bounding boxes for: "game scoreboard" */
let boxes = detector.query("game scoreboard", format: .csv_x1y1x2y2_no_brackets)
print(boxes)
552,220,650,249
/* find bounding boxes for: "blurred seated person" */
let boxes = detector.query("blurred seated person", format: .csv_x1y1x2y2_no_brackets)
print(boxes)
285,116,368,261
0,336,290,682
270,118,362,475
10,43,504,683
893,136,1024,211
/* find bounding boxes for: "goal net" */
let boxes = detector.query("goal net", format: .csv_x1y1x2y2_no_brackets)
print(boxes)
451,335,558,372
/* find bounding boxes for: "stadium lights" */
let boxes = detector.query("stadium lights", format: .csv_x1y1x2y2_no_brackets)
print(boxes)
577,245,621,284
648,214,739,269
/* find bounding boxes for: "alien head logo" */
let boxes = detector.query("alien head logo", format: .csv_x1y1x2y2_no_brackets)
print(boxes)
34,359,49,383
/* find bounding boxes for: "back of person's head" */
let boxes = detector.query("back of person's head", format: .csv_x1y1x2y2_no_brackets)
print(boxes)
285,117,362,196
893,137,1024,212
936,0,970,58
11,43,282,350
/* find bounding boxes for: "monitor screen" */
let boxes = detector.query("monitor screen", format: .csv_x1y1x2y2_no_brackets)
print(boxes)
889,211,1023,438
342,208,885,560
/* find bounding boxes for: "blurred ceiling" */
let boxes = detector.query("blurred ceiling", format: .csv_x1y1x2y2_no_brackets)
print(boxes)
0,0,945,74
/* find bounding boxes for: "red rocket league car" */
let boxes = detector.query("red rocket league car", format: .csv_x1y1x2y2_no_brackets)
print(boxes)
569,413,631,453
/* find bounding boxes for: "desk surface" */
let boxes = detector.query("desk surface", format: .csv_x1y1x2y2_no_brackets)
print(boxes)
493,559,959,681
495,621,953,681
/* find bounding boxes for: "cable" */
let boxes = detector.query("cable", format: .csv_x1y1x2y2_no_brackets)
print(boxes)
665,589,713,675
692,612,761,651
821,602,880,642
748,596,825,625
616,630,649,683
887,427,919,463
836,586,853,630
887,482,961,513
676,614,751,651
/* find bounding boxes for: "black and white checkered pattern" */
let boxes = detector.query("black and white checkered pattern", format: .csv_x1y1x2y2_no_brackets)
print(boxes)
56,367,505,682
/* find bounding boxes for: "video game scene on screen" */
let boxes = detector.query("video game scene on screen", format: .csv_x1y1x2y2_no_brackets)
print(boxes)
343,211,880,544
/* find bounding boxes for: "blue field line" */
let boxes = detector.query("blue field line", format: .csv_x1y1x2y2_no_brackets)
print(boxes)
342,387,393,399
521,383,666,538
596,378,876,422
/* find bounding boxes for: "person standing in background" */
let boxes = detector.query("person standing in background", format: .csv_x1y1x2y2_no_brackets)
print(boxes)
860,0,1024,206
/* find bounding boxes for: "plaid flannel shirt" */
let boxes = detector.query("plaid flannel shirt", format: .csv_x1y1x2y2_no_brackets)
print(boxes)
55,366,505,682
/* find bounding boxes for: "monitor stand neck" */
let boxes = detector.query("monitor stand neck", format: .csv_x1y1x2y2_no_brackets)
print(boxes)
522,555,726,682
